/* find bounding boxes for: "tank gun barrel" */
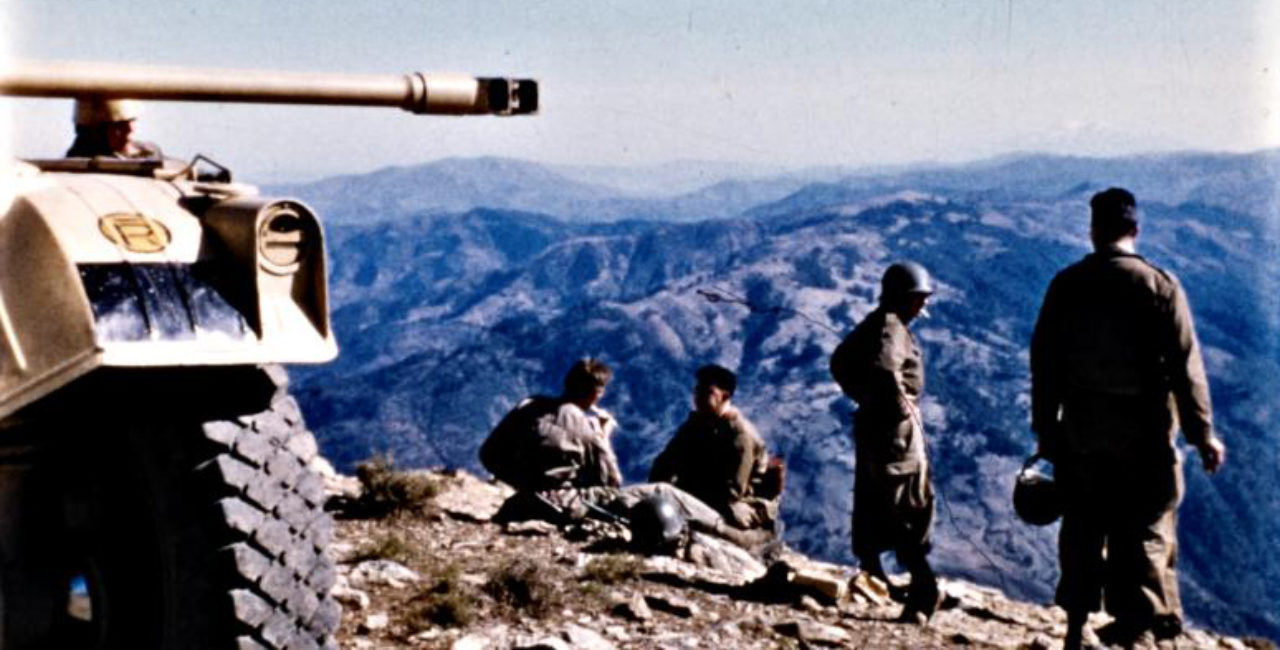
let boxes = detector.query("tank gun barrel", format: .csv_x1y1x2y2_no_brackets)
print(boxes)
0,61,536,115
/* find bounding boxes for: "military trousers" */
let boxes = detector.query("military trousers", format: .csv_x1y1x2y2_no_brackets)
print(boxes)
553,482,727,531
498,482,729,533
851,457,935,562
1054,454,1184,628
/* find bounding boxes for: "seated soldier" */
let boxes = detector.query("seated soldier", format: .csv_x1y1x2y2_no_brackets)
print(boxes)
649,364,782,531
480,359,771,553
480,358,621,492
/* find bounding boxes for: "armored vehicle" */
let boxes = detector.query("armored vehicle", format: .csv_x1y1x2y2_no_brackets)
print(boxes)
0,61,536,649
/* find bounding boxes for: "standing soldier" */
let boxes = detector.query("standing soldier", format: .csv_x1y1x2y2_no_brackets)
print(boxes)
1030,188,1226,649
830,261,939,623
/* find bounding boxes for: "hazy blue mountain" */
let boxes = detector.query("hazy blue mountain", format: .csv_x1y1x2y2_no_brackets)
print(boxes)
547,159,916,197
266,156,617,225
291,151,1280,641
270,151,1278,231
269,156,815,224
750,150,1280,221
549,159,803,196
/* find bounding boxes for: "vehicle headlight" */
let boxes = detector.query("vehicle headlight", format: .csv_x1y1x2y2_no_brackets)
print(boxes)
257,202,315,274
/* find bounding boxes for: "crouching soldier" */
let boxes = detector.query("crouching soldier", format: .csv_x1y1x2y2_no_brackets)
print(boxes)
649,364,783,532
479,359,770,553
480,358,621,491
830,261,940,623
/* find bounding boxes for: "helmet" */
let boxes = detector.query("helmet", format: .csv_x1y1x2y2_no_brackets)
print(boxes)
628,493,686,554
880,261,934,300
74,98,141,126
1013,455,1062,526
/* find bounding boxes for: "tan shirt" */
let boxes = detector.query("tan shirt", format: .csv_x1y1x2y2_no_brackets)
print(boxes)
555,402,622,488
479,397,622,491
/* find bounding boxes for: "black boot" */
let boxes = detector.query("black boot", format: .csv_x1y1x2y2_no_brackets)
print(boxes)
708,520,775,553
1064,610,1088,650
1151,614,1182,641
857,554,887,581
898,554,939,624
859,554,910,603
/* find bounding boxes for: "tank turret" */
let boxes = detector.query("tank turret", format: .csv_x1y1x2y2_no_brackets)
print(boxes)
0,61,537,650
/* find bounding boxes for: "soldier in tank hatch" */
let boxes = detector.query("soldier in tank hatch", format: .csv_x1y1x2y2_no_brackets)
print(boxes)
1030,187,1225,649
649,364,783,533
66,97,162,159
830,261,940,623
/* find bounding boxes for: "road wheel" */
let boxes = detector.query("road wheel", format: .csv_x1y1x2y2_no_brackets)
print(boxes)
0,366,339,649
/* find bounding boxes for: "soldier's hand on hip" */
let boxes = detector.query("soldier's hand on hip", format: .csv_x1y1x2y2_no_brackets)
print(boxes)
1198,437,1226,474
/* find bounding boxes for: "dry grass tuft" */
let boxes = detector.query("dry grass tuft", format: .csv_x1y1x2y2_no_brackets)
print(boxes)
349,455,441,519
405,563,479,629
484,558,559,619
582,554,641,585
349,533,419,565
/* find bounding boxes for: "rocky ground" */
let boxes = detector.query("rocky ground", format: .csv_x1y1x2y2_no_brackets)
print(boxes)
320,464,1271,650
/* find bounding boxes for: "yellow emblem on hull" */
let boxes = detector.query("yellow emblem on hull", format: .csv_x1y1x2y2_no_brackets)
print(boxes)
99,213,171,253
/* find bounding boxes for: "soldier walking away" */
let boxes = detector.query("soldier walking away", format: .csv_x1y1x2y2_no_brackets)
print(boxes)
1030,188,1226,650
830,261,940,623
66,97,162,159
649,364,783,533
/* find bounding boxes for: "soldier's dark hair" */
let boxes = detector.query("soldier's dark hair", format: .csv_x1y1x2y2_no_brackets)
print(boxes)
1090,187,1138,243
695,364,737,396
563,358,612,399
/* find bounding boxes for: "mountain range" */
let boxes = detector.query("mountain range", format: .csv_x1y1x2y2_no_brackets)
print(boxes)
284,150,1280,641
267,157,859,224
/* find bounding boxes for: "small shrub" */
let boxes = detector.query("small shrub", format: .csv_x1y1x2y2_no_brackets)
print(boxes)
405,564,479,630
484,558,557,618
349,533,417,565
353,455,440,518
582,554,641,585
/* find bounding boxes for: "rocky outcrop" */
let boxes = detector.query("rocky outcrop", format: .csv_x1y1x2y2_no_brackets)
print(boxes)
327,468,1270,649
299,158,1280,640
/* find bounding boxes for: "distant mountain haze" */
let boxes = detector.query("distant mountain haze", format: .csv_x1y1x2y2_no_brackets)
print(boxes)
270,151,1279,227
269,156,895,224
288,151,1280,641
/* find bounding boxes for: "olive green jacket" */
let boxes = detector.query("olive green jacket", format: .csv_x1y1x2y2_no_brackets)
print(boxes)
830,307,927,475
648,407,768,518
1030,246,1216,462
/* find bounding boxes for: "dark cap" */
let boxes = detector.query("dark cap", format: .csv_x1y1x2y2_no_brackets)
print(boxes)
1090,187,1138,241
695,364,737,396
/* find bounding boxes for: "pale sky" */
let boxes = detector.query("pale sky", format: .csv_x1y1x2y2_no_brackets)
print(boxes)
3,0,1278,183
